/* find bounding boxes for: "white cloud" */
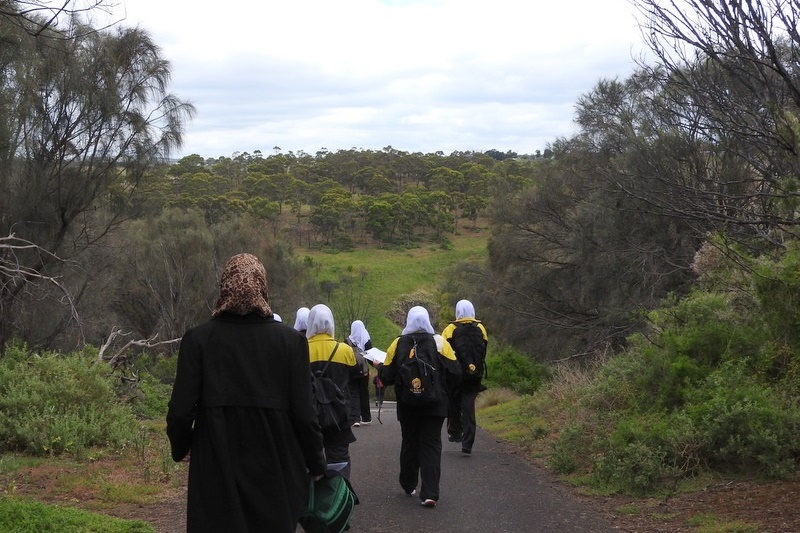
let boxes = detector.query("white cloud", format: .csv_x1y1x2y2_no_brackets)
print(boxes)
109,0,647,158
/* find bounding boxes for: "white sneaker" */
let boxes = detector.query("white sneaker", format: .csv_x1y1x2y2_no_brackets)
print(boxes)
352,422,360,427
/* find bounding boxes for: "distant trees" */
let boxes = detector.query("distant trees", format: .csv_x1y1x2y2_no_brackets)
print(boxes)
161,147,520,250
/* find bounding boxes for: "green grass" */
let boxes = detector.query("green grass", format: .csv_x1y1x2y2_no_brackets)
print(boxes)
0,497,154,533
303,228,489,347
687,513,761,533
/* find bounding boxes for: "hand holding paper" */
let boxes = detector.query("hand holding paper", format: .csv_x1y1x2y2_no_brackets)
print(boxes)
363,347,386,364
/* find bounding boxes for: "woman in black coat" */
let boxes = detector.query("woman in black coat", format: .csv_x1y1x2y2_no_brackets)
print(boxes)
167,253,326,533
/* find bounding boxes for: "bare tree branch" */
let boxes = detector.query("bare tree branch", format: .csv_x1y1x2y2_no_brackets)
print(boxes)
0,232,82,347
0,0,121,37
97,327,180,366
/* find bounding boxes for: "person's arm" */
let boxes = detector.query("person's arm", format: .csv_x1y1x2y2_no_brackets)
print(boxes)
377,337,400,385
441,322,456,342
288,333,326,476
436,334,463,384
166,329,203,462
478,322,489,343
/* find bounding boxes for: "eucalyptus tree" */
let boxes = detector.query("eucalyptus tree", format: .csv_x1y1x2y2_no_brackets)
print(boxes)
0,10,194,351
364,197,397,244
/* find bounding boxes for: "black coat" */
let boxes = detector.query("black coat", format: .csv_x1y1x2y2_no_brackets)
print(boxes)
167,313,326,533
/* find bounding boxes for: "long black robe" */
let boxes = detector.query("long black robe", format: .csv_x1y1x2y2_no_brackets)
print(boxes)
167,313,326,533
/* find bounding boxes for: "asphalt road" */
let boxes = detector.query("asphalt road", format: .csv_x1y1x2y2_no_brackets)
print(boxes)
338,402,616,533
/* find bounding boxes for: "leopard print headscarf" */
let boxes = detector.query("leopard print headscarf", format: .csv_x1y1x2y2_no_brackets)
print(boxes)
212,253,273,317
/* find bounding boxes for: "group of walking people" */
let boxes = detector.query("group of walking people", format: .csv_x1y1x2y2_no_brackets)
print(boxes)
166,253,488,532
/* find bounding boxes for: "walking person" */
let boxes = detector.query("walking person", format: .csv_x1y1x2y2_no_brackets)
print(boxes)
166,253,326,533
347,320,374,426
293,306,310,336
442,299,489,455
306,304,360,478
377,305,461,507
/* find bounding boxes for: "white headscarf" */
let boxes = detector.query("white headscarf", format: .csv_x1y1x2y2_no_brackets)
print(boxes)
401,306,435,335
293,306,310,331
306,304,335,338
348,320,371,351
455,299,476,320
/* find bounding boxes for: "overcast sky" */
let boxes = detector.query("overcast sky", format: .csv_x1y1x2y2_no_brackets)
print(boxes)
108,0,648,159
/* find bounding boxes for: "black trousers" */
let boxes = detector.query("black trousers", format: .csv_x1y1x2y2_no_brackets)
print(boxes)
398,413,445,502
358,375,372,422
325,441,352,479
447,388,479,451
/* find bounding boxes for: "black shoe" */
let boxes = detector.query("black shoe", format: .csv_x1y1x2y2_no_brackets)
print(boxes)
461,448,471,454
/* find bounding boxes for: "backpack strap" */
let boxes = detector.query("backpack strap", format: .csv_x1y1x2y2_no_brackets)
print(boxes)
320,342,340,375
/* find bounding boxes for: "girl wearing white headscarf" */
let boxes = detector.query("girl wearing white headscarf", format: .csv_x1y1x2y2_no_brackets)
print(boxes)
347,320,373,425
306,304,360,478
293,306,310,335
377,305,461,507
441,299,489,455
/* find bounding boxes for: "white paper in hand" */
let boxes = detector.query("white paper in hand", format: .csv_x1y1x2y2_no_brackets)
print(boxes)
363,347,386,364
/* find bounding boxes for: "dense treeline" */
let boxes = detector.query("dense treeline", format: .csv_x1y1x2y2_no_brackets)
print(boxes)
145,147,538,249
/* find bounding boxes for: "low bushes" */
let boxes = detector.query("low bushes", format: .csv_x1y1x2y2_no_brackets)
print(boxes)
0,342,138,456
503,246,800,496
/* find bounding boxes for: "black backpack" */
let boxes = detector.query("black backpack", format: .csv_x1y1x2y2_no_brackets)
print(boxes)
448,321,487,386
311,343,350,432
395,333,443,406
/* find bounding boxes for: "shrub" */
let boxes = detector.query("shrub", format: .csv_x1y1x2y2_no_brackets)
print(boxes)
485,345,551,395
593,414,689,495
0,344,138,456
132,378,172,420
550,422,589,474
684,367,800,479
655,291,765,368
585,346,650,412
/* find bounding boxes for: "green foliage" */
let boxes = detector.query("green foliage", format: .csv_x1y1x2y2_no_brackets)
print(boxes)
593,413,694,495
480,247,800,496
684,368,800,479
653,291,765,368
753,244,800,346
0,345,137,456
550,422,590,474
131,379,172,421
484,345,551,395
0,497,154,533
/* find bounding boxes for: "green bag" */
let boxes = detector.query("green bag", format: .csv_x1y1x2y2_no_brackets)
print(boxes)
299,472,358,533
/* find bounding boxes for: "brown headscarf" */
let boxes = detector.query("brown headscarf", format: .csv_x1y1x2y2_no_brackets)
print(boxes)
212,253,273,317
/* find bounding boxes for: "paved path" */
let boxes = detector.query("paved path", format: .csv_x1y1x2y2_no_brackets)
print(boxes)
340,402,617,533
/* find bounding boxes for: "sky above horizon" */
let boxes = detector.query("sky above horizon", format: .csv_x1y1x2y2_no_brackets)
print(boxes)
106,0,649,159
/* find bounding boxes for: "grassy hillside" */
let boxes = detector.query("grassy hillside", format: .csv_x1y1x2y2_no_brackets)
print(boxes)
299,228,489,348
